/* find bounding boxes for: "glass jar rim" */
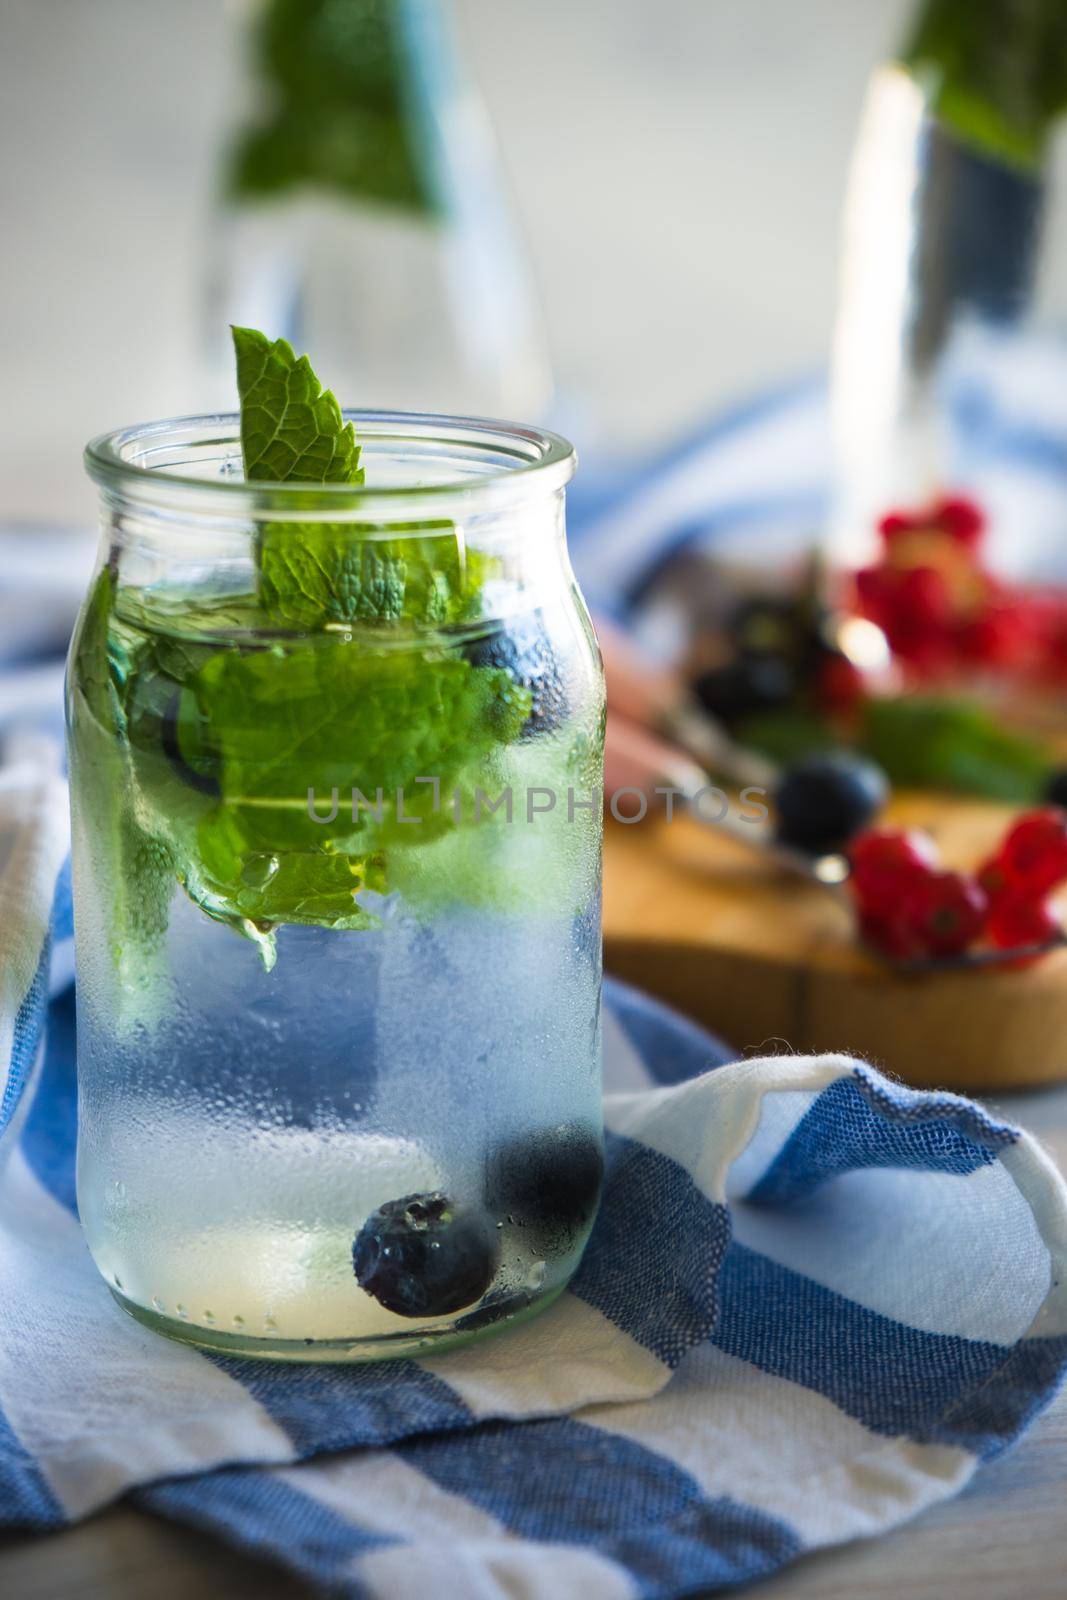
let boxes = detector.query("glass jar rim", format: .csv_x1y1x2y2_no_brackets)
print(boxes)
84,410,577,521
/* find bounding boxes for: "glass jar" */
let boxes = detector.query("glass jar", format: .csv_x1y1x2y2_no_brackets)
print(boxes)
68,412,604,1362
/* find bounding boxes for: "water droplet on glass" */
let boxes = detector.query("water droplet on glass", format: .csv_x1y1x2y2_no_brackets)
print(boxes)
232,1314,245,1328
203,1309,216,1325
151,1297,165,1313
522,1260,547,1292
241,854,279,890
176,1303,189,1320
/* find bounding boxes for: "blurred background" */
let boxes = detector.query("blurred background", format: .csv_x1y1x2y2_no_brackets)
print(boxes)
7,0,1067,775
1,0,915,525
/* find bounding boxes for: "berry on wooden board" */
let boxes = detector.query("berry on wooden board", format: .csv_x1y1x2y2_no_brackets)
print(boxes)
848,828,940,917
999,808,1067,896
987,892,1062,956
775,752,888,856
903,869,988,958
847,810,1067,968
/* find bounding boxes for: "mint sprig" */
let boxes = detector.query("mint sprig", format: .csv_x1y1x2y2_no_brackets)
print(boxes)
902,0,1067,170
226,0,437,214
233,325,363,484
70,328,533,982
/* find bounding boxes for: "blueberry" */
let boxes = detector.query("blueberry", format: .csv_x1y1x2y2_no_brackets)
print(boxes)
464,613,566,737
1045,768,1067,809
485,1123,604,1243
353,1192,499,1319
774,751,888,855
692,656,795,726
161,689,221,797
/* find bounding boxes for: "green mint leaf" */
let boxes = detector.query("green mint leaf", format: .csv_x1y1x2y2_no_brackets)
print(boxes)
902,0,1067,169
226,0,438,214
179,640,530,958
861,695,1047,800
67,571,183,1010
233,324,496,632
68,329,533,977
232,325,364,484
258,525,495,629
190,640,530,838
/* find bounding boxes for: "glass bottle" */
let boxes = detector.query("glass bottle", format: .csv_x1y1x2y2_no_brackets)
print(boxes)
831,0,1067,574
204,0,553,421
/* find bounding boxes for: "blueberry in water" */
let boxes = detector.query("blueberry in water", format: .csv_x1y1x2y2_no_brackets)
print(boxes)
353,1192,499,1319
774,751,888,855
161,689,221,797
485,1123,604,1242
464,613,565,737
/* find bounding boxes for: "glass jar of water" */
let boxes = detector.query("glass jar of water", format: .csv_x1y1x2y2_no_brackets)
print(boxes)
68,411,604,1360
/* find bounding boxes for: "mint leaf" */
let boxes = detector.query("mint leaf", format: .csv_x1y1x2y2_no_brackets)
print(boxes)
232,325,363,484
67,571,184,1010
903,0,1067,169
181,642,530,962
258,526,494,629
226,0,437,214
861,696,1047,800
234,325,497,632
68,329,536,980
192,643,530,815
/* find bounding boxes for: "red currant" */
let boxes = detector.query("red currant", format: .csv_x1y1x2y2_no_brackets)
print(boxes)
976,852,1010,904
904,870,988,957
878,509,916,542
933,494,985,548
957,604,1030,669
849,828,939,916
1000,808,1067,895
857,909,925,961
898,565,952,629
987,892,1062,954
854,565,896,624
816,653,866,714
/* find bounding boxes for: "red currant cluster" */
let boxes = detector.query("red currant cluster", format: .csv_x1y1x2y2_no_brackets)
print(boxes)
853,494,1031,678
853,491,1067,686
848,809,1067,965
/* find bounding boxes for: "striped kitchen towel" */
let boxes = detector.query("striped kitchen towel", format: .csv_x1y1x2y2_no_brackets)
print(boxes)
2,729,1067,1597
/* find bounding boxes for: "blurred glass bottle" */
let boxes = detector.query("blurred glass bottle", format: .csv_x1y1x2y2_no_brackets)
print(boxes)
831,0,1067,574
205,0,552,420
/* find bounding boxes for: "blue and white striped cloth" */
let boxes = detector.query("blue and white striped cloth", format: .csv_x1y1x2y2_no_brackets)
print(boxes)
3,735,1067,1594
3,383,1067,1595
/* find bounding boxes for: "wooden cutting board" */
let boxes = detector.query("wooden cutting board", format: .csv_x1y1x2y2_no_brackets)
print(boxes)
603,793,1067,1090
